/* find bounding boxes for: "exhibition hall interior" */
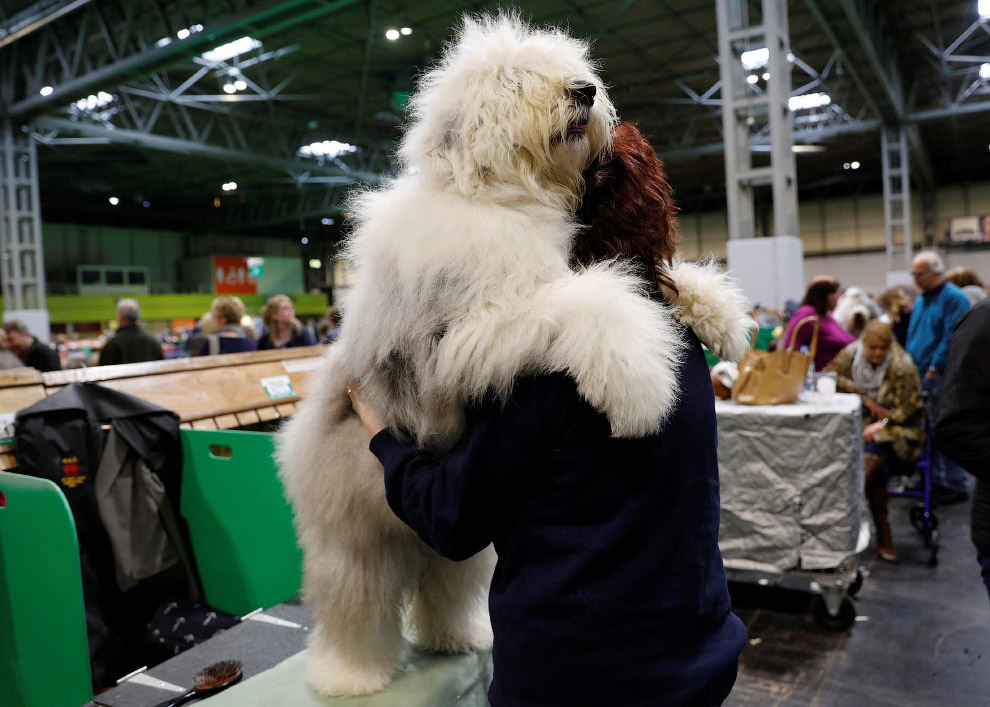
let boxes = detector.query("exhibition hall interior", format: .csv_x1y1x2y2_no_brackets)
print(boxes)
1,0,989,705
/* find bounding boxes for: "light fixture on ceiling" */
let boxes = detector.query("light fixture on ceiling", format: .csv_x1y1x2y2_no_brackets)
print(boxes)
39,85,53,96
746,74,759,85
222,83,236,94
143,201,150,208
980,0,990,19
177,28,190,40
108,196,119,205
298,140,358,159
740,47,769,71
980,62,990,79
842,161,862,170
222,182,237,191
321,217,335,226
400,27,412,35
385,29,400,40
788,92,831,111
234,79,247,91
791,144,826,153
202,37,261,63
301,237,309,244
762,72,770,80
308,259,322,269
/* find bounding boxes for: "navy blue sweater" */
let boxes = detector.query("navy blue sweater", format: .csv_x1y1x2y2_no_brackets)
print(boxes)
370,326,746,706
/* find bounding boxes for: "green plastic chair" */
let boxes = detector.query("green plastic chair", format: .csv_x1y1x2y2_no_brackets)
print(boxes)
180,429,303,616
0,473,92,707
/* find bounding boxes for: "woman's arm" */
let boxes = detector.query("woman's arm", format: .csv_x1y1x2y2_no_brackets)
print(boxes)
350,377,568,560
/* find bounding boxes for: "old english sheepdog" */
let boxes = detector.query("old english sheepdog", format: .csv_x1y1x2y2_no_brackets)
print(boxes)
278,14,687,697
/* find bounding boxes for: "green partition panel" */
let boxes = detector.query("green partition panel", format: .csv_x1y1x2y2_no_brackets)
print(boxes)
180,429,303,616
0,474,92,707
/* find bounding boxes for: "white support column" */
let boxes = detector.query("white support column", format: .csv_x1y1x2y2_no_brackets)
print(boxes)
717,0,802,309
881,125,913,281
1,119,50,340
716,0,798,241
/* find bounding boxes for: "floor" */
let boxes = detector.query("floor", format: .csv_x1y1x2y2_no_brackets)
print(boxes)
726,493,990,706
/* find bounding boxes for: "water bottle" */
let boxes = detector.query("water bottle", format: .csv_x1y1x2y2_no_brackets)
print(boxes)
800,345,815,393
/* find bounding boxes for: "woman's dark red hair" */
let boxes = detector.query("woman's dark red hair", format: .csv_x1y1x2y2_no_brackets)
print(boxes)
574,122,679,292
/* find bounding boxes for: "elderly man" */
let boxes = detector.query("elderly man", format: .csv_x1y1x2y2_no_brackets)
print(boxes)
2,320,61,372
906,251,971,504
98,299,164,366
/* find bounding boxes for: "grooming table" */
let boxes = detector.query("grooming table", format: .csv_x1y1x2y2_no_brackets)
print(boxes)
86,600,493,707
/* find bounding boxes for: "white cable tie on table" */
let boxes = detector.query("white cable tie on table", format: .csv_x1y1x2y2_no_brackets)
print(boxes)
246,612,304,629
123,671,186,693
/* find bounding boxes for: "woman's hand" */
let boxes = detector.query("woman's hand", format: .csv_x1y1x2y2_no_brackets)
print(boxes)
347,380,386,438
862,420,885,443
864,397,891,420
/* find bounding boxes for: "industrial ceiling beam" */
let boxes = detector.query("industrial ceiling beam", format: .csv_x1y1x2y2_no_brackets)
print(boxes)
0,0,93,49
803,0,934,189
3,0,361,118
30,115,382,184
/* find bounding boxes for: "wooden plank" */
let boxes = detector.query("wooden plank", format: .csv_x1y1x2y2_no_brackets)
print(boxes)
0,453,18,471
0,367,44,387
180,422,193,430
213,414,240,430
275,403,296,417
235,410,261,426
41,345,327,387
257,407,280,422
0,384,47,415
191,418,219,431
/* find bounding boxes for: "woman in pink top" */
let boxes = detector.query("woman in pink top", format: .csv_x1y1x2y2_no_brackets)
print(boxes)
783,276,856,371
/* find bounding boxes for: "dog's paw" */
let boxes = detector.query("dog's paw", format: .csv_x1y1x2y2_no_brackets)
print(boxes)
306,641,403,697
412,620,494,655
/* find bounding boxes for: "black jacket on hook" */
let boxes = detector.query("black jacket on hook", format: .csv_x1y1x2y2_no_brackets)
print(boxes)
15,382,200,690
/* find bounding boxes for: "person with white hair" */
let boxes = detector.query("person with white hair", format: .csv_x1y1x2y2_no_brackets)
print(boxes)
906,250,971,504
98,298,164,366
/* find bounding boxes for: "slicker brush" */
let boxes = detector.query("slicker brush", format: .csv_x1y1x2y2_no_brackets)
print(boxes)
152,659,243,707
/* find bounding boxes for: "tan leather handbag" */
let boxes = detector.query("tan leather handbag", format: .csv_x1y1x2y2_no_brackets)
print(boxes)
732,316,820,405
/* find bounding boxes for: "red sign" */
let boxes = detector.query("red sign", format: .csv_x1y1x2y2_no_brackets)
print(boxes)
213,256,258,294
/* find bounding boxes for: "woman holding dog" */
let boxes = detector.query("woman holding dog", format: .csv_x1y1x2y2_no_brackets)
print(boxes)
349,123,747,707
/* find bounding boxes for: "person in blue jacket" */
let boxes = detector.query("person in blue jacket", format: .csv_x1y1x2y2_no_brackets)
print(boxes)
906,251,971,503
348,124,748,707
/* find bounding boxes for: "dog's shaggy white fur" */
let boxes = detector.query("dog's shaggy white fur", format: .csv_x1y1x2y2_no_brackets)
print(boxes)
278,14,753,697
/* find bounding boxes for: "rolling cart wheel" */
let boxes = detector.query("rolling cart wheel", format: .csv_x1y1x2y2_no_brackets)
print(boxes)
910,505,938,532
811,595,857,631
847,569,864,597
927,529,939,567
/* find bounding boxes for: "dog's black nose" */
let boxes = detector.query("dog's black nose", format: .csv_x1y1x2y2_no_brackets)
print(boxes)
569,83,596,107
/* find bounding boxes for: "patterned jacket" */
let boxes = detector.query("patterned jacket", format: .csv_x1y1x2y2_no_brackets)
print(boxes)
826,342,924,463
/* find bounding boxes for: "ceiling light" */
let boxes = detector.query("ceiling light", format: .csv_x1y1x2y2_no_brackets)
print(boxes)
791,144,825,153
308,259,322,269
980,0,990,18
843,162,851,170
851,161,861,169
762,72,770,80
143,201,150,207
980,63,990,79
788,92,831,111
109,196,119,205
298,140,358,159
301,237,309,244
741,47,769,71
222,83,236,94
222,182,237,191
746,74,759,85
385,29,400,40
400,27,412,35
39,86,53,96
213,197,221,207
233,79,247,91
191,24,203,33
176,28,190,40
156,37,172,48
202,36,261,63
321,217,335,226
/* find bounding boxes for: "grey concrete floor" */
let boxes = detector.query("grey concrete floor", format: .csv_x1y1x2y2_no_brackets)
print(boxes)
726,493,990,706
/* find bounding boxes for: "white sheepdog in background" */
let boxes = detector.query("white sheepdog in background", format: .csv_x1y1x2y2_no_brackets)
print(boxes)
278,14,694,697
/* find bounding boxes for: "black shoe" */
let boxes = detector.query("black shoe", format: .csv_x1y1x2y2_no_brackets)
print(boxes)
932,486,969,506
